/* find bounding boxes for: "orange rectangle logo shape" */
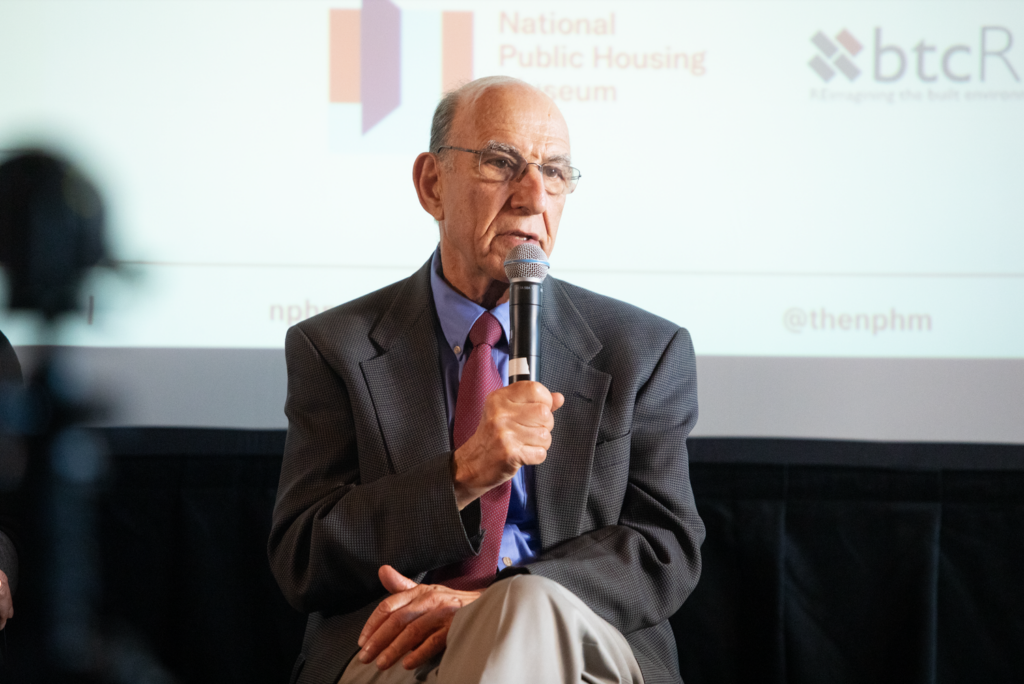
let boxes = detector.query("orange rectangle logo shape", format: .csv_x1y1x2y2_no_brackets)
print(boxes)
330,9,360,103
442,12,473,93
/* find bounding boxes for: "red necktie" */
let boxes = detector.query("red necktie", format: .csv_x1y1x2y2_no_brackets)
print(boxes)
434,312,511,591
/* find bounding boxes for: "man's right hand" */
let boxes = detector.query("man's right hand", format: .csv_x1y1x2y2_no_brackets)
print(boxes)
452,381,564,510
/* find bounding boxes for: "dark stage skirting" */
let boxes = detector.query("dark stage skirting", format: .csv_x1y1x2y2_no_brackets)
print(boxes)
2,429,1023,683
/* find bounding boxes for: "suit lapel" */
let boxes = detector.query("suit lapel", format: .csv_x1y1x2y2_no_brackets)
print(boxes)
535,278,610,547
360,260,451,475
358,266,609,542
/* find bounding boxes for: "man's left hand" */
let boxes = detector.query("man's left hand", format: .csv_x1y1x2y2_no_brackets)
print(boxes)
357,565,481,670
0,569,13,630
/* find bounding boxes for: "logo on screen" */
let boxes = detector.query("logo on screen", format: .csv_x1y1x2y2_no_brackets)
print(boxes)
329,0,473,136
809,29,863,82
809,27,1021,87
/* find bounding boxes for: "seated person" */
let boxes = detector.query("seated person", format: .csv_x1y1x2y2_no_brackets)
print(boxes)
268,76,704,684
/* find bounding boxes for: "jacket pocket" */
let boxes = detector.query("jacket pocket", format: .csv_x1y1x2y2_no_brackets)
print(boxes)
585,431,632,528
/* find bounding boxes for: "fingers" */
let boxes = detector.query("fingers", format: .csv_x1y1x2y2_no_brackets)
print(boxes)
453,382,563,502
498,384,564,423
360,566,420,645
359,583,427,647
379,604,457,670
0,591,11,630
484,388,554,436
403,623,451,670
359,586,480,670
516,444,550,466
379,565,418,594
509,400,556,429
359,590,450,667
551,391,565,412
504,380,554,407
0,575,10,629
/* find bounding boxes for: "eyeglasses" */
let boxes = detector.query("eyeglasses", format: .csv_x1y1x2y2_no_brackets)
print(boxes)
435,145,581,195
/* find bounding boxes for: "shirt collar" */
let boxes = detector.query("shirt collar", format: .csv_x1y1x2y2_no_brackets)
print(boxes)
430,246,510,356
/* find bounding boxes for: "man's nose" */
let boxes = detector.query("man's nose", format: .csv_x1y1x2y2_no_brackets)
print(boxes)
510,164,548,214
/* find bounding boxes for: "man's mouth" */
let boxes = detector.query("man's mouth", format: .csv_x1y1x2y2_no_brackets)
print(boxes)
503,232,539,243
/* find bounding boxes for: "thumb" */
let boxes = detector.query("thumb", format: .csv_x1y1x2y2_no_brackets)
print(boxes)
550,392,566,412
379,564,418,594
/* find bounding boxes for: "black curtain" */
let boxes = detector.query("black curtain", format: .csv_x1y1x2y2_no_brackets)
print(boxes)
671,461,1024,684
2,430,1022,683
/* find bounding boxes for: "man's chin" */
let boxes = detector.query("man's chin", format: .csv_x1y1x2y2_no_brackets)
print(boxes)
481,252,514,282
493,234,543,257
485,268,511,286
477,258,511,289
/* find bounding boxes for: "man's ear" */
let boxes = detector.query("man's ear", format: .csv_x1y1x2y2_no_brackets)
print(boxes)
412,152,444,221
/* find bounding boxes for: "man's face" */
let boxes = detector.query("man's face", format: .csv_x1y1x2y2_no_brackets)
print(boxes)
436,85,570,290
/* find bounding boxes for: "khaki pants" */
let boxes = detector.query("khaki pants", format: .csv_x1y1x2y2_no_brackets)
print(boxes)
339,575,644,684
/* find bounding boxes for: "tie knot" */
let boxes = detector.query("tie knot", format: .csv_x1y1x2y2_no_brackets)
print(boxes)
468,311,503,349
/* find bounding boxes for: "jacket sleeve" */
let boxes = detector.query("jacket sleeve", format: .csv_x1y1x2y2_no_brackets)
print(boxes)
267,324,482,616
513,327,705,635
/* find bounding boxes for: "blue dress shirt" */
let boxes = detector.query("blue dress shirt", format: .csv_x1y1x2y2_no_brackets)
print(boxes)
429,247,540,571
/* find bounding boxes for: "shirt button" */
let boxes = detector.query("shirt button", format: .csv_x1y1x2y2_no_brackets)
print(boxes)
502,557,513,567
454,345,462,355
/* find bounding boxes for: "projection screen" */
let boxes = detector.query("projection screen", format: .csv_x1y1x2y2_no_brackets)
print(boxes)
1,0,1022,443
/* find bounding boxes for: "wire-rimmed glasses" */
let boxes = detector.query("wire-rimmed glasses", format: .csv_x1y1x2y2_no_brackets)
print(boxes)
435,144,581,195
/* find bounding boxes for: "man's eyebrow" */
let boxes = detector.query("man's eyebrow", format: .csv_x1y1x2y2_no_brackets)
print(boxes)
482,141,572,165
543,153,572,165
482,141,524,158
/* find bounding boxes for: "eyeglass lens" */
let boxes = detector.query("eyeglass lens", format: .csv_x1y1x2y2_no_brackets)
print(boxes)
478,151,578,194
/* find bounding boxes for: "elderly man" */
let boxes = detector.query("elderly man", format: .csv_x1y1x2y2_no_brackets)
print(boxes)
269,76,704,684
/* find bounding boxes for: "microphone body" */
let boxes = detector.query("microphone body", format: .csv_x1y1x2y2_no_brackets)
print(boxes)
503,244,550,384
508,279,542,383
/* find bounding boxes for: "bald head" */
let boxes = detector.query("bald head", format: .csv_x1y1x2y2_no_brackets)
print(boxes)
429,77,567,159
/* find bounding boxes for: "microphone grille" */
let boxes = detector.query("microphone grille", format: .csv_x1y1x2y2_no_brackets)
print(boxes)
503,243,550,281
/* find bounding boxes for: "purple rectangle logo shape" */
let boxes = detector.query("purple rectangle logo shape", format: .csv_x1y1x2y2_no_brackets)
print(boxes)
360,0,401,133
812,31,838,58
809,55,836,81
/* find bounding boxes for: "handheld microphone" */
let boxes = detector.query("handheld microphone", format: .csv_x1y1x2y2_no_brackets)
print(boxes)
503,243,550,383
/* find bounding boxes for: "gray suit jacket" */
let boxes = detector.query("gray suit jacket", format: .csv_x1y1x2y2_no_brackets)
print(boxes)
269,258,704,684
